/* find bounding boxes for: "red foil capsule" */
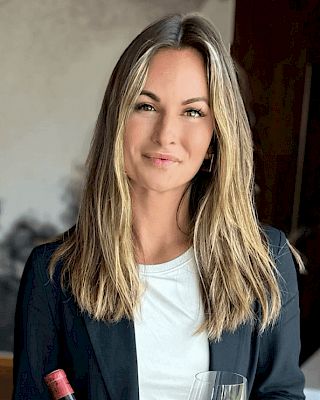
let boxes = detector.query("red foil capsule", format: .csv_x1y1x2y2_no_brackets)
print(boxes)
44,369,76,400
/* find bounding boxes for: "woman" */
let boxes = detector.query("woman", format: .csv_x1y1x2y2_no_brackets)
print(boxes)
13,13,305,399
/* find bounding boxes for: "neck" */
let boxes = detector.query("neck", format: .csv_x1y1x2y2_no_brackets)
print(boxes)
131,187,191,264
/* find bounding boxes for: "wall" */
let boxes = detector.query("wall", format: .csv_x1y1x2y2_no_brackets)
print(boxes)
0,0,235,238
0,0,235,352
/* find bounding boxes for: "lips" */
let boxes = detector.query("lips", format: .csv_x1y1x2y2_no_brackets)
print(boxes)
143,152,181,162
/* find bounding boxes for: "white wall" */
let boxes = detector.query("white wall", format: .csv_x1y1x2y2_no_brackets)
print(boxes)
0,0,235,238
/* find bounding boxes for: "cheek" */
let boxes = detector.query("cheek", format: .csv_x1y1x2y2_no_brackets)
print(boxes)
124,126,139,156
123,121,147,173
188,131,213,159
124,117,151,149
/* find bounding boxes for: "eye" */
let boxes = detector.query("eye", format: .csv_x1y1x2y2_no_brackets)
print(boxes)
134,103,156,112
185,108,205,118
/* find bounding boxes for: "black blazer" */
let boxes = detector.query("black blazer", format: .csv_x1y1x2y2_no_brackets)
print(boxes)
13,227,305,399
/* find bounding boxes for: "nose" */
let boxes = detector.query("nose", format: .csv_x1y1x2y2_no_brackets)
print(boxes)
151,112,177,146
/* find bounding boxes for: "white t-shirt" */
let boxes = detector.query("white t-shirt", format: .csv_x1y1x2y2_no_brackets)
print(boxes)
134,247,209,400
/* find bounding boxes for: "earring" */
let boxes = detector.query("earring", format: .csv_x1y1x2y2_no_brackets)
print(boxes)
201,153,214,173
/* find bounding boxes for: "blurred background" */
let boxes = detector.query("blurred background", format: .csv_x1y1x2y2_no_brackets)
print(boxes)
0,0,319,398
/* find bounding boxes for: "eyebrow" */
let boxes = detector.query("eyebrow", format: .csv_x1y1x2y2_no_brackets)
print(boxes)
140,90,209,106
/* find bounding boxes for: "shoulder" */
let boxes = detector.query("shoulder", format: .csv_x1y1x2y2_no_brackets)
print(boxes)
28,239,62,266
261,225,284,253
25,226,75,279
21,237,66,290
29,240,62,262
262,225,299,301
261,225,292,263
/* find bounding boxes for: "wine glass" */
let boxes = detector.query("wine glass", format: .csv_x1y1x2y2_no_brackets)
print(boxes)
188,371,247,400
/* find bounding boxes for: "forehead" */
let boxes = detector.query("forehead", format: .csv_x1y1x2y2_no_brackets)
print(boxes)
144,47,209,95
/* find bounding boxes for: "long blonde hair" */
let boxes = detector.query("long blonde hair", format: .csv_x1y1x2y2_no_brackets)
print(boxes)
49,13,297,341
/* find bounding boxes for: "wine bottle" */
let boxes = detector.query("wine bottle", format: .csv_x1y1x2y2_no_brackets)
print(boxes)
44,369,76,400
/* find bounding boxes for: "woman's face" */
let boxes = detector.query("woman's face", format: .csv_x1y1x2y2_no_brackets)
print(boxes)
124,47,214,195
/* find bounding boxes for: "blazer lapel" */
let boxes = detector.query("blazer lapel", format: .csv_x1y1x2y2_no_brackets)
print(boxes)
84,315,139,400
209,325,250,372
